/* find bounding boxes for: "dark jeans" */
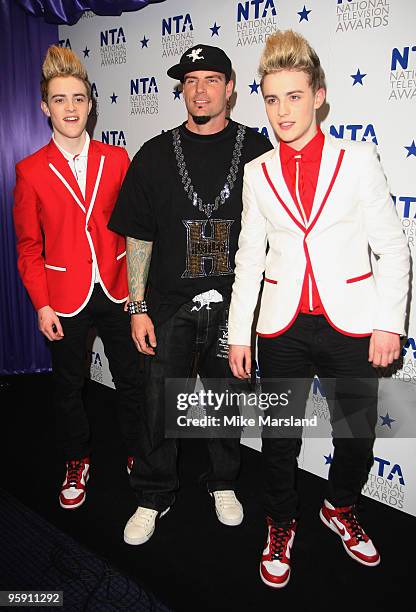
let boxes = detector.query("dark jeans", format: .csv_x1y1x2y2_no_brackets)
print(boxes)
130,297,241,511
258,314,378,522
49,284,143,460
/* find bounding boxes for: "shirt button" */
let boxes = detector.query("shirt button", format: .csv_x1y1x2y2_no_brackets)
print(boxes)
87,226,92,232
87,258,93,264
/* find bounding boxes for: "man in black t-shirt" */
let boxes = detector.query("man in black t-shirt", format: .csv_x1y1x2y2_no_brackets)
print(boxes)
109,44,272,545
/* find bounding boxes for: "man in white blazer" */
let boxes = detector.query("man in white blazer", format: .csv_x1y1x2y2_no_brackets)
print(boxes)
228,31,410,588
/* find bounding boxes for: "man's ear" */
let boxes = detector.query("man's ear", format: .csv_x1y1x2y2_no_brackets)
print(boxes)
88,99,92,114
41,100,51,117
314,87,326,110
226,79,234,100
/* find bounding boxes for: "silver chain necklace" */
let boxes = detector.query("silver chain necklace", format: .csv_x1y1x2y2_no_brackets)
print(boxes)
172,123,246,219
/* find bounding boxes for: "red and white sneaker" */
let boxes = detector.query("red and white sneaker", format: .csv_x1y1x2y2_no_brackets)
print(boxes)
260,517,297,589
127,456,134,475
320,499,380,566
59,457,90,510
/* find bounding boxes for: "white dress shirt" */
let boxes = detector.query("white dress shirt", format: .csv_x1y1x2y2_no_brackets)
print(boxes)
53,133,100,283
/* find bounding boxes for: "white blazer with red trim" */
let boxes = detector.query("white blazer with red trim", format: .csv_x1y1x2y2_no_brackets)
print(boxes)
228,134,410,345
13,139,130,316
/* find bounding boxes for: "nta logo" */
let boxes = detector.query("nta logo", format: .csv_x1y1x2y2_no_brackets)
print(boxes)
373,457,405,485
130,77,159,95
330,124,378,144
162,14,193,35
391,46,416,70
102,131,127,146
251,126,270,140
87,350,102,367
312,376,326,397
237,0,277,21
100,27,126,46
392,196,416,219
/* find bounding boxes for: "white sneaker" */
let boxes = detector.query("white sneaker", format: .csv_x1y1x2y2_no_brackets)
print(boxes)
320,499,380,566
123,506,170,545
211,490,243,526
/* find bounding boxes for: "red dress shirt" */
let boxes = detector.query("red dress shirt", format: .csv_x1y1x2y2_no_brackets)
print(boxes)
280,129,324,314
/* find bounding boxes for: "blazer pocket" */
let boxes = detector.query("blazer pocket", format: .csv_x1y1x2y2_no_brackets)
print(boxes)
116,250,126,261
346,271,372,284
45,264,67,272
264,277,278,285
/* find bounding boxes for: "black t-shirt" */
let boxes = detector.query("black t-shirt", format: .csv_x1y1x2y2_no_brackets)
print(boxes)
109,120,273,326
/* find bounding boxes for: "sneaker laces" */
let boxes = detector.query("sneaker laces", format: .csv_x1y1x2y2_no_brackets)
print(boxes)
66,459,85,486
131,507,157,528
269,521,293,561
215,491,238,509
338,507,368,542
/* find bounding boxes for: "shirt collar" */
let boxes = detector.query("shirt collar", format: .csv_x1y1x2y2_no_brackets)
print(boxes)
53,131,90,161
280,128,324,165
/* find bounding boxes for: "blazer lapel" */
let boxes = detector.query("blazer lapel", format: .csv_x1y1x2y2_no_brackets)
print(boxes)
85,140,106,222
308,135,344,230
46,140,86,213
263,146,306,230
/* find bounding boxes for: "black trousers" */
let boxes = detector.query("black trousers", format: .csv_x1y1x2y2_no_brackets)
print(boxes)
130,298,241,511
258,314,378,522
49,284,143,460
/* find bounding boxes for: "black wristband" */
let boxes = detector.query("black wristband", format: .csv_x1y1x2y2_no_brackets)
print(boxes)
127,300,148,316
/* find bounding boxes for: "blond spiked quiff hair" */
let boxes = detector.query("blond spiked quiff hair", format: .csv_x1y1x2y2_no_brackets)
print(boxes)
40,45,92,102
259,30,326,93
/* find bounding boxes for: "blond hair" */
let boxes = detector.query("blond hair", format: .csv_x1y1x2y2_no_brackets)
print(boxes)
259,30,326,93
40,45,91,102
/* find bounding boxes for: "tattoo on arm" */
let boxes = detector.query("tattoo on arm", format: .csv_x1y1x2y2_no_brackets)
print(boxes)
126,237,153,300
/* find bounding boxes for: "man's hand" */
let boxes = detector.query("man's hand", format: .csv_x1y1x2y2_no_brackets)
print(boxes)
229,345,252,379
37,306,64,341
368,330,400,367
131,313,157,355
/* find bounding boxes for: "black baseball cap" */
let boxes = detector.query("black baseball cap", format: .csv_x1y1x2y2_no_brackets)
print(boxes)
167,44,232,82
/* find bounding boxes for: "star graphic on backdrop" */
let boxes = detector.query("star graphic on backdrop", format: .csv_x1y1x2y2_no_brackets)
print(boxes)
249,79,260,94
351,68,367,85
173,87,182,100
298,5,311,22
379,413,396,429
324,453,333,465
140,36,149,48
405,140,416,158
210,22,221,36
83,46,90,58
110,93,118,104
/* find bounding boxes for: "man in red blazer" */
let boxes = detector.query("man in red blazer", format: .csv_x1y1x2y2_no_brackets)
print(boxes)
13,46,142,509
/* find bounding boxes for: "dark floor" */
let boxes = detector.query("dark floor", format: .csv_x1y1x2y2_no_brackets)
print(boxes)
0,373,413,611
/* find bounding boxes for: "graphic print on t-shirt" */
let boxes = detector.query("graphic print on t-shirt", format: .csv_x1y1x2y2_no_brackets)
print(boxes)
108,119,273,326
182,218,234,278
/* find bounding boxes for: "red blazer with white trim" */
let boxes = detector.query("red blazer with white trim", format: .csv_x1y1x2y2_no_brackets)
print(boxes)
13,139,130,316
228,134,410,344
